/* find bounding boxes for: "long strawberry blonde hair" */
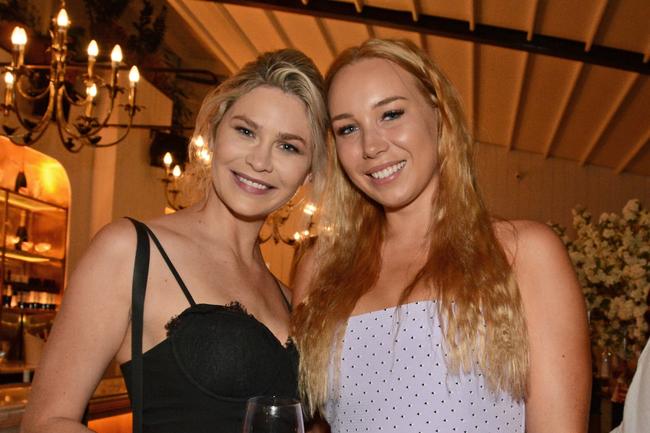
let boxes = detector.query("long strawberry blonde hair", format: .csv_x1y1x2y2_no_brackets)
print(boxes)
291,39,529,415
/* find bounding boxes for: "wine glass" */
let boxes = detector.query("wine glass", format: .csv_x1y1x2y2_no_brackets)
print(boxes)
242,396,305,433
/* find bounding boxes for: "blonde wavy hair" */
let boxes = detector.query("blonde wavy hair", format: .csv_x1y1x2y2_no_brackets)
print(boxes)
291,39,529,415
182,49,329,206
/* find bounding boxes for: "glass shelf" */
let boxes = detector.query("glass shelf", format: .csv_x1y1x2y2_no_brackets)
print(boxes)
0,248,63,266
0,189,67,213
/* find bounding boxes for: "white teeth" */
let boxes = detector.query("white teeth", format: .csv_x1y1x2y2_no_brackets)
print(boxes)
237,175,269,190
370,161,406,179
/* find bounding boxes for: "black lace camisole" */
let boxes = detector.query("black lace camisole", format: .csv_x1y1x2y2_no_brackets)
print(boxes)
120,219,299,433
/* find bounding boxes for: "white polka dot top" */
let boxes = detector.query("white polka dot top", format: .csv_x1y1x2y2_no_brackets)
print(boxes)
323,300,525,433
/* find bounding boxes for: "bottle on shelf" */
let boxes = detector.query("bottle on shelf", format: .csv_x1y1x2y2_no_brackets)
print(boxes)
15,210,29,251
2,271,13,307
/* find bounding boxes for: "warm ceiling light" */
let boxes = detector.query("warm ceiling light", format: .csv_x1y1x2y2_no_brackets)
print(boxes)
56,8,70,28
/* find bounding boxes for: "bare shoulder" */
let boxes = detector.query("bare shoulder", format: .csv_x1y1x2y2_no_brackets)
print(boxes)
492,219,566,271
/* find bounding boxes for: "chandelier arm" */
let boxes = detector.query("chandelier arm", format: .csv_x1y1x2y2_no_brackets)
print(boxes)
88,115,135,148
15,77,52,101
164,184,182,211
11,82,56,134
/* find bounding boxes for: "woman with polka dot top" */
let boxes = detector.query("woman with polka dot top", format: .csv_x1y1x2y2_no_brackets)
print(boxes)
292,39,591,433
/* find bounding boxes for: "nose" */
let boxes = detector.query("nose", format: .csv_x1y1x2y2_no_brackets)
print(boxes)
361,127,388,159
245,143,273,172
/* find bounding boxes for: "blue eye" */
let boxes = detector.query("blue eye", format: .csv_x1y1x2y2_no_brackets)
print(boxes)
280,143,300,153
335,124,357,136
383,109,404,121
236,126,254,137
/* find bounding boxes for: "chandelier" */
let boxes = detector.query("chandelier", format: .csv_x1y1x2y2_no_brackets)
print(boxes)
1,3,141,152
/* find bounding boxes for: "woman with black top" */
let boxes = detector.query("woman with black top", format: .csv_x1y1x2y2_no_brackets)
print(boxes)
21,49,328,433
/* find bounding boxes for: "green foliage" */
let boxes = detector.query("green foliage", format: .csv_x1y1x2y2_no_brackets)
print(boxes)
127,0,167,59
82,0,130,26
0,0,38,29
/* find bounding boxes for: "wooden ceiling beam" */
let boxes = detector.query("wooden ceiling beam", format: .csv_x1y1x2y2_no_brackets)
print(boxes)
167,0,238,72
507,52,529,151
315,17,337,58
212,0,649,74
366,24,375,39
615,130,650,174
419,33,428,53
409,0,420,22
264,10,295,48
469,43,477,134
468,0,476,32
584,0,608,52
216,3,259,56
579,73,640,165
526,0,538,41
543,62,584,158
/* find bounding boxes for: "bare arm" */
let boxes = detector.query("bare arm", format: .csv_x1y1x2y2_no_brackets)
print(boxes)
509,221,591,433
21,220,136,433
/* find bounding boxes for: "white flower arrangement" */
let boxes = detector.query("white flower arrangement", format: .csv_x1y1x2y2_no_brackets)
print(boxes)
550,199,649,362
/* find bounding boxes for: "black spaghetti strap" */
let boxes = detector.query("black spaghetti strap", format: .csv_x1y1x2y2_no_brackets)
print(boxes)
126,217,150,433
142,224,196,306
275,280,292,312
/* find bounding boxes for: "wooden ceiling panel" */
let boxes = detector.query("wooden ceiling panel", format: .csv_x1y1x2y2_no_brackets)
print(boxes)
417,1,470,22
222,5,286,54
188,2,257,69
595,0,650,53
322,18,372,53
423,36,473,124
625,140,650,177
536,0,604,44
362,0,414,13
273,11,335,72
475,45,524,146
512,55,579,153
170,0,649,176
551,66,637,161
479,0,534,32
589,77,650,170
371,25,422,48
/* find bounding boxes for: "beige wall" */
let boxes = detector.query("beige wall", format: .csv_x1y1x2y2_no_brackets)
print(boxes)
476,142,650,229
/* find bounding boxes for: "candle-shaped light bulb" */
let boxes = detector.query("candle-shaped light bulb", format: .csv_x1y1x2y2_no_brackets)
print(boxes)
111,45,123,63
4,72,14,108
10,27,27,68
87,40,99,58
163,152,173,168
11,27,27,46
4,72,15,88
172,165,182,178
56,8,70,28
87,40,98,79
199,148,211,163
110,45,123,90
193,136,205,148
85,83,97,117
303,203,317,216
86,83,97,98
128,66,140,86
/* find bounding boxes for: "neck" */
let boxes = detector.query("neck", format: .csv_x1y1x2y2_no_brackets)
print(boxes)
383,179,438,247
185,189,267,265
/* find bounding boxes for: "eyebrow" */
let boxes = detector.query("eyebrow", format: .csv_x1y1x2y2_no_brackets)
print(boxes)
277,132,306,145
330,95,407,123
233,115,306,144
232,115,259,129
